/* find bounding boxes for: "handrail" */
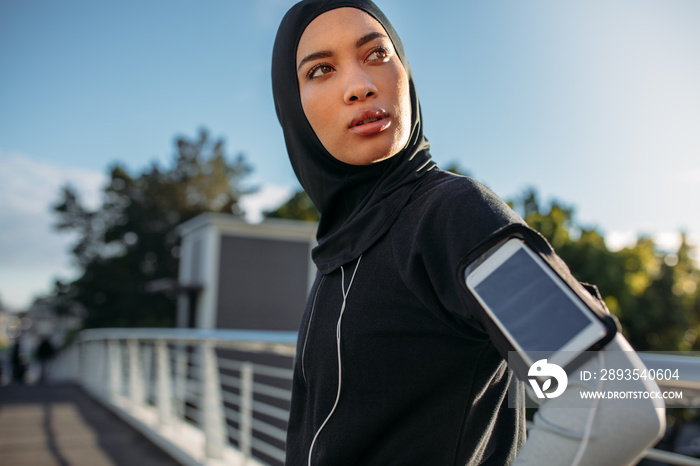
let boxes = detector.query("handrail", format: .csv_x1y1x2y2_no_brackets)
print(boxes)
48,329,700,466
78,328,298,345
78,328,298,357
50,328,297,466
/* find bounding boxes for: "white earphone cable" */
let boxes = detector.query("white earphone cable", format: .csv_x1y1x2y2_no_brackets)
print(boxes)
570,350,605,466
307,255,362,466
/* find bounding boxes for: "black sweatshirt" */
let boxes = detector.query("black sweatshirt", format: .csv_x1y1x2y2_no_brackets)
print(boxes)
286,170,527,465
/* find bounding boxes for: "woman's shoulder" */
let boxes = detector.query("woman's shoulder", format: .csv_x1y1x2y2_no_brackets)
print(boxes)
406,169,521,228
389,169,525,263
388,169,525,319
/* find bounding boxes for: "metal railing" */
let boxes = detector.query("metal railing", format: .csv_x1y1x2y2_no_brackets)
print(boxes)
48,328,297,466
47,329,700,466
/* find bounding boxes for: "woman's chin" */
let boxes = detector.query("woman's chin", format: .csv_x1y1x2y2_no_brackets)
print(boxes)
330,136,405,165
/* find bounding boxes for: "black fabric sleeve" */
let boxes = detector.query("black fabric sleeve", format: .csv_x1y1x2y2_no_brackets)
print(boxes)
392,174,618,376
392,174,523,330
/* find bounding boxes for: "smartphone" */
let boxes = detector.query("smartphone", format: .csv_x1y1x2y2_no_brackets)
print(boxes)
465,238,609,370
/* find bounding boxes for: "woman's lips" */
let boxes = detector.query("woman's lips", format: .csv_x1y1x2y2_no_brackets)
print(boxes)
349,109,391,136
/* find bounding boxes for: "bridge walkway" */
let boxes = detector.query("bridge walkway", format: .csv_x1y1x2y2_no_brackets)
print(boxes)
0,383,180,466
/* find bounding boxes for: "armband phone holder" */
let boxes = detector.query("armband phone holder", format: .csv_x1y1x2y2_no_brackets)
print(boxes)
458,223,619,379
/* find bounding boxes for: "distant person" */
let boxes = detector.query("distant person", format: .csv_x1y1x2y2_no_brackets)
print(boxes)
271,1,665,464
35,337,55,384
11,339,26,385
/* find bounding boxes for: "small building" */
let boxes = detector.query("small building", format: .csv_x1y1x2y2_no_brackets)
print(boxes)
175,213,317,331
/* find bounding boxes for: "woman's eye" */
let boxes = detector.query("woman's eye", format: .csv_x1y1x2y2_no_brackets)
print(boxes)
308,64,333,79
367,47,388,62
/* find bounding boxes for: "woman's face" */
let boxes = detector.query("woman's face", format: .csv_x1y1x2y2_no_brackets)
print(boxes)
296,7,411,166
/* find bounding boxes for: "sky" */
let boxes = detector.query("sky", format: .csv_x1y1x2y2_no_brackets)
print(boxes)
1,0,699,311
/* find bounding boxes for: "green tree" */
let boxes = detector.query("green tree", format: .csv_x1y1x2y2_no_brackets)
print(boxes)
52,129,254,328
265,189,320,222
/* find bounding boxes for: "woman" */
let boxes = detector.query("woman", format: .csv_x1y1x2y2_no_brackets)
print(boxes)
271,1,664,465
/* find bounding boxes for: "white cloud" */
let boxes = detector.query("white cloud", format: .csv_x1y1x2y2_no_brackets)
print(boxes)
605,230,699,261
0,150,106,311
0,150,106,212
240,183,295,224
652,232,684,253
674,166,700,184
604,231,638,252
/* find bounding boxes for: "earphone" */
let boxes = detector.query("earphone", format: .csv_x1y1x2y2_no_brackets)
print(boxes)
570,350,605,466
307,255,362,466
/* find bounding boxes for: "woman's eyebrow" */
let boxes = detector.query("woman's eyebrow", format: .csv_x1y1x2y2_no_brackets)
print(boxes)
355,31,386,48
297,31,388,73
298,50,333,72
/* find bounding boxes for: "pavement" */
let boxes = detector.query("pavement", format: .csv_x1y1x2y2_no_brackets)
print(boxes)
0,383,181,466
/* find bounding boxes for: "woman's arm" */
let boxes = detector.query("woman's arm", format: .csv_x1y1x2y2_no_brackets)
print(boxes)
391,175,665,464
513,334,665,466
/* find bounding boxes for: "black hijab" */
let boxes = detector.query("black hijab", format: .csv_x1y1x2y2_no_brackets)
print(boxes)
272,0,435,274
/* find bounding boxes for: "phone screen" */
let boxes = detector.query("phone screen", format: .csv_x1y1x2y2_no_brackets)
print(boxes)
472,248,592,355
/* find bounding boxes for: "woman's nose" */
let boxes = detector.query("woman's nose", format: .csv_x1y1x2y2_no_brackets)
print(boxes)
343,68,377,103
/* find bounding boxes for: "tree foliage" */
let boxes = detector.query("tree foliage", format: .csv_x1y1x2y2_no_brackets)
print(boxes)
51,129,254,328
265,189,320,222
